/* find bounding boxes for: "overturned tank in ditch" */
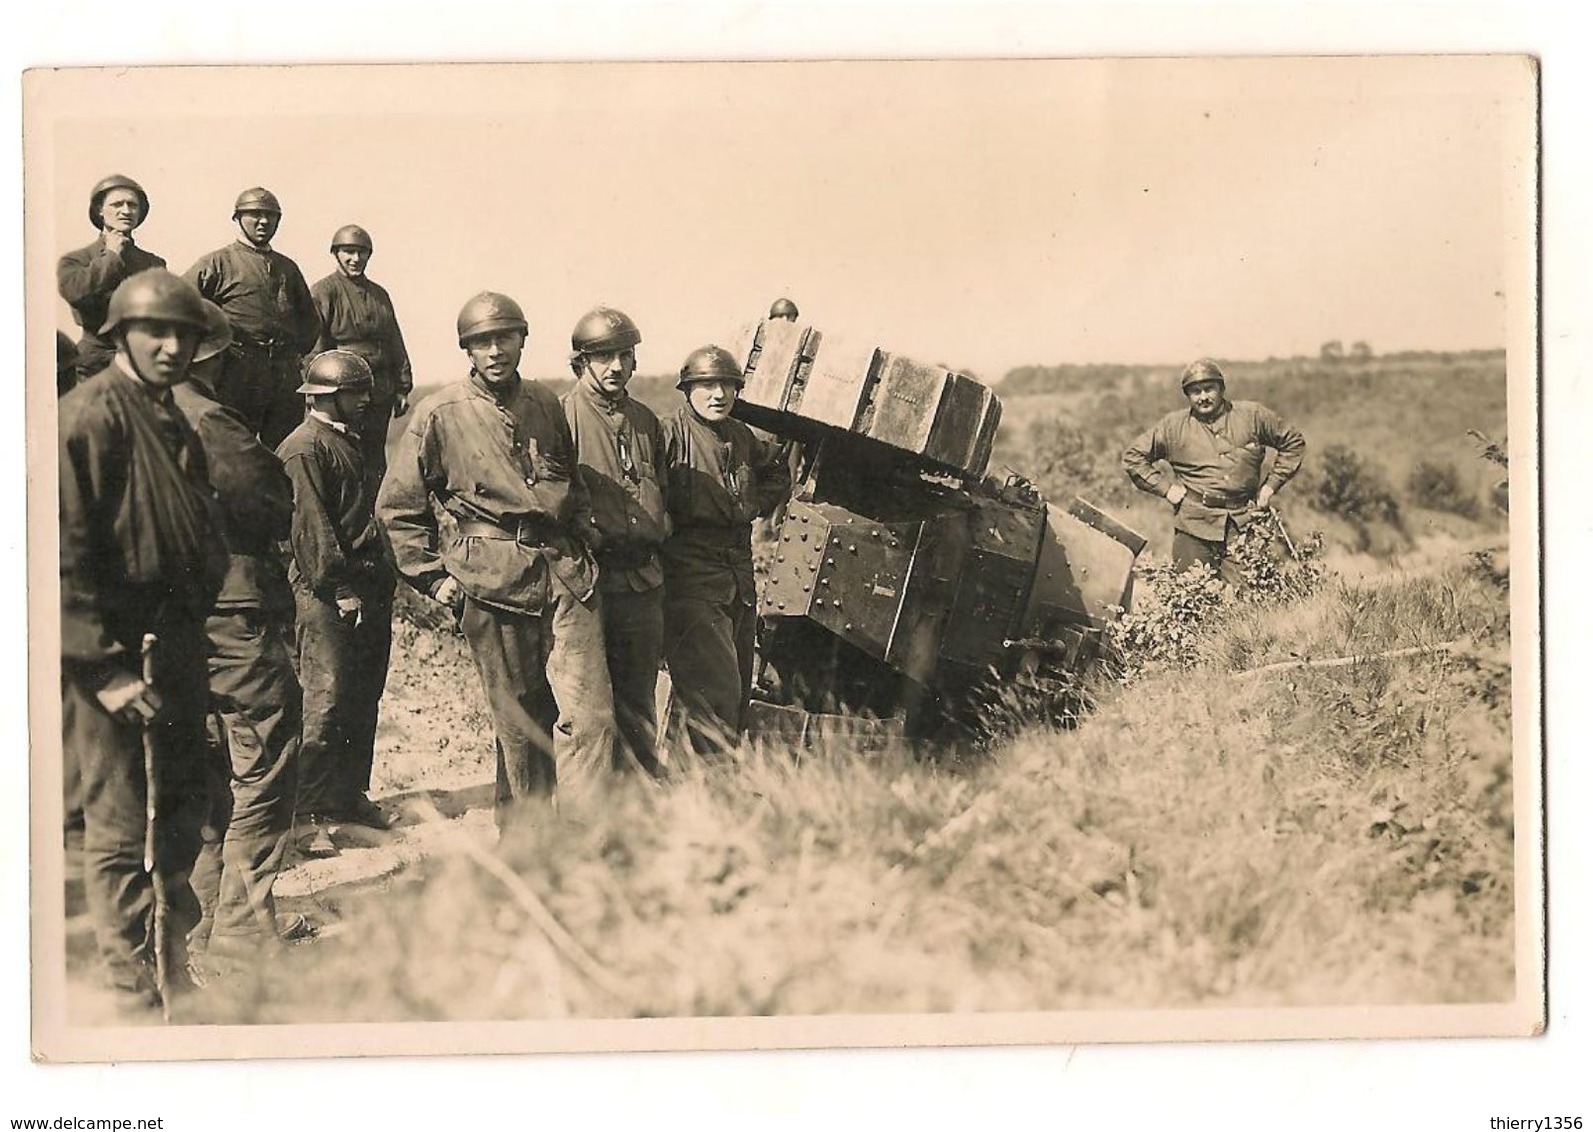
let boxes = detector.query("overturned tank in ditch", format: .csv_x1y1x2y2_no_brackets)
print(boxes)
728,316,1147,744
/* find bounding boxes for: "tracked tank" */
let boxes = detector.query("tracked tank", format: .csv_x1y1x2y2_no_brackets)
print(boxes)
726,316,1147,744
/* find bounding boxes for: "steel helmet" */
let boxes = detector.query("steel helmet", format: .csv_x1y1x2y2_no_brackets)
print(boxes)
1180,358,1227,391
768,297,799,321
98,270,210,337
571,307,641,355
677,344,745,390
232,187,283,218
329,224,373,253
88,174,150,230
456,292,528,346
192,299,234,365
297,349,375,395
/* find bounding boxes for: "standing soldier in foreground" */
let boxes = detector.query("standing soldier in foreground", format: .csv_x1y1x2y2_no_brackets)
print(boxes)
59,270,225,1015
660,345,791,758
277,351,397,834
185,187,320,449
57,175,167,385
174,299,308,957
560,307,669,778
309,224,414,495
1122,358,1306,579
379,293,615,834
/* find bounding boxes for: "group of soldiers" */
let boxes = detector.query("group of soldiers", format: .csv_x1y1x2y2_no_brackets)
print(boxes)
56,174,795,1017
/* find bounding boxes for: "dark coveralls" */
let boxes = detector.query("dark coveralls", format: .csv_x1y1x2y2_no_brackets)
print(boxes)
379,370,615,827
276,413,395,820
184,241,320,450
1122,399,1306,576
561,380,671,776
173,374,302,950
56,236,167,382
659,405,790,757
310,270,414,495
59,361,226,1002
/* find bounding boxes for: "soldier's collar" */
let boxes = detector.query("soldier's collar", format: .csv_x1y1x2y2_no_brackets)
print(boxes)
234,237,273,254
308,408,358,437
579,379,627,411
469,368,521,402
112,354,176,402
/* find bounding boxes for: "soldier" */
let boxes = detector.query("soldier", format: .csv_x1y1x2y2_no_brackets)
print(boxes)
660,345,791,758
59,270,226,1014
309,224,414,495
1122,358,1307,578
768,297,800,323
378,293,615,834
560,307,669,778
57,175,167,383
174,299,309,957
184,187,320,450
56,332,80,398
277,351,397,834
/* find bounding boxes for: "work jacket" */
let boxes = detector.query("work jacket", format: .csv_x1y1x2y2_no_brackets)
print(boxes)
561,381,670,594
310,271,414,402
56,236,167,370
58,360,225,683
660,404,790,605
379,370,596,616
1122,399,1306,541
184,240,320,355
172,374,294,614
276,413,393,605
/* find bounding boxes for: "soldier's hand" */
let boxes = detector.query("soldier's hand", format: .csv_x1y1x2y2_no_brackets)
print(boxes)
95,672,163,724
394,393,409,418
1166,483,1188,507
102,230,131,255
1254,484,1275,512
432,576,463,611
336,595,364,625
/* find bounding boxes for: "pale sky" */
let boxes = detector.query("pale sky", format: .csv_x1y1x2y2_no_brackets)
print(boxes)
33,56,1528,384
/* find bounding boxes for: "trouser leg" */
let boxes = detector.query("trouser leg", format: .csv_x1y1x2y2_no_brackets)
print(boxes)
358,397,394,500
459,598,557,831
294,592,359,817
215,347,275,439
204,609,303,944
340,594,392,803
602,586,665,776
546,583,617,799
1171,528,1228,575
663,595,744,759
258,358,308,453
67,622,209,1001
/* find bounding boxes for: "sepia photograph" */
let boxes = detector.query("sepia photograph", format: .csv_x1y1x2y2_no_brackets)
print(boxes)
22,49,1542,1070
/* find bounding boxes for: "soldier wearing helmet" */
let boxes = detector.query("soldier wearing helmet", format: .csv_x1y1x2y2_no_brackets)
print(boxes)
1123,358,1307,577
58,270,227,1016
559,307,669,778
275,351,398,834
659,345,791,758
57,175,168,382
183,187,321,449
172,300,311,956
309,224,415,496
378,293,616,833
768,297,799,323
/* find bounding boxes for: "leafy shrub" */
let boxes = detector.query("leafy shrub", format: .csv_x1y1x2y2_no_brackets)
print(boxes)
1406,459,1480,519
1024,416,1133,506
1305,444,1405,551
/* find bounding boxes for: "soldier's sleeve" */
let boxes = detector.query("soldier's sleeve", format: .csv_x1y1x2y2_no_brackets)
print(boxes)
1258,406,1307,491
751,430,793,517
200,407,294,544
58,402,128,680
309,279,335,358
376,408,448,595
58,247,124,307
287,264,322,356
385,287,414,395
1122,417,1171,496
182,252,218,299
552,402,601,553
281,445,355,601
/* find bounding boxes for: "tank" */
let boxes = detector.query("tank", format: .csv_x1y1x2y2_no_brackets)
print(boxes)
728,317,1147,744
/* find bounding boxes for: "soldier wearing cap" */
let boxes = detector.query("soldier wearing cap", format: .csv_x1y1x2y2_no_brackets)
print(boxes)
378,293,616,833
560,307,669,778
310,224,414,494
173,299,309,958
57,175,167,384
1123,359,1307,577
59,269,226,1014
276,351,397,834
660,345,791,757
184,187,320,449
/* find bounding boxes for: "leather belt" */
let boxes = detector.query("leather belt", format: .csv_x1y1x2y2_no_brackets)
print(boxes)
1194,491,1253,510
456,517,559,547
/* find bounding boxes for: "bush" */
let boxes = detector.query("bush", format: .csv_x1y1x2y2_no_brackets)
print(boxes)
1407,460,1480,519
1306,444,1405,551
1025,416,1133,506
